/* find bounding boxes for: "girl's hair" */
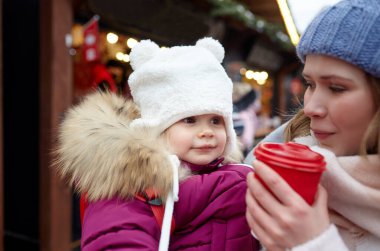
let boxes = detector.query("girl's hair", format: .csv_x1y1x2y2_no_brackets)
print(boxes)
284,75,380,156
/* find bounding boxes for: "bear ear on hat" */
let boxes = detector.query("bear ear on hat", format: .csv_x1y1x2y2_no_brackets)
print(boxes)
129,40,160,70
195,37,225,63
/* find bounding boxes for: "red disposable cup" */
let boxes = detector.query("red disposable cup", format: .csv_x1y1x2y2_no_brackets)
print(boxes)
254,142,326,205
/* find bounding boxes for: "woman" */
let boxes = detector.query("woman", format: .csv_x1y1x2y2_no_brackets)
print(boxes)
245,0,380,250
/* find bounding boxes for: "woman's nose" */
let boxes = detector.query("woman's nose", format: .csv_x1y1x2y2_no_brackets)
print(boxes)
303,91,327,118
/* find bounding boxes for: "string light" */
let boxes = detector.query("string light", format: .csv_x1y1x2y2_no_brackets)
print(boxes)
126,38,138,49
106,32,119,44
244,69,269,85
276,0,300,45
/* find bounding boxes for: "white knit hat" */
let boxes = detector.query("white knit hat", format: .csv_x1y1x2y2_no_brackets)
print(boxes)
128,37,236,155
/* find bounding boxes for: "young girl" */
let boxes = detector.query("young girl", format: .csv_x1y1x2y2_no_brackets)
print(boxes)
245,0,380,250
56,38,259,250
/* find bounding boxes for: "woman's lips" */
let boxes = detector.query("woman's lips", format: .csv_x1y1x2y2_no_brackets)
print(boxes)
312,130,334,140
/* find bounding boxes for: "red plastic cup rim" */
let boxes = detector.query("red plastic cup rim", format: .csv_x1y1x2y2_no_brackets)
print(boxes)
254,142,326,172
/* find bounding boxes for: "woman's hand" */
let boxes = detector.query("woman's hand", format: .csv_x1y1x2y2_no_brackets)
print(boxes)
246,160,330,250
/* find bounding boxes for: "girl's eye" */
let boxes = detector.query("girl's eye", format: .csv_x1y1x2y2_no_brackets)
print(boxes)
211,116,223,125
183,117,195,124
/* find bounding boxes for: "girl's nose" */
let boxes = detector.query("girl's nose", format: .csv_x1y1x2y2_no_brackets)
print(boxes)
303,91,327,118
198,128,214,138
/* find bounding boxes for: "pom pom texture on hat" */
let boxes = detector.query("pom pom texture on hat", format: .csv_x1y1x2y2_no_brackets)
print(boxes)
128,37,236,155
296,0,380,78
195,37,225,63
129,40,160,70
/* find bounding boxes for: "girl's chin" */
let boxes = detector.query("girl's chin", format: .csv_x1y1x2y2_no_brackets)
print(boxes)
191,160,213,165
186,158,215,166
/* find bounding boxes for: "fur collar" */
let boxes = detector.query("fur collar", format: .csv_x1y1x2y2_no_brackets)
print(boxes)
55,92,178,201
55,92,242,201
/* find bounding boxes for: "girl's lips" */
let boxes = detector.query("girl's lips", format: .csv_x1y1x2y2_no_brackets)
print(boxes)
193,145,215,151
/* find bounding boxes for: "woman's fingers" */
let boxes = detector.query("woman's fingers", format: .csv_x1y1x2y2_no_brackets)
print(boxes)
253,160,306,207
305,185,330,236
246,176,288,251
246,177,278,228
314,185,328,208
246,161,332,249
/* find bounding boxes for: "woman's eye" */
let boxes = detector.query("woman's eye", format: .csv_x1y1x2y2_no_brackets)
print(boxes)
329,85,346,93
303,80,314,89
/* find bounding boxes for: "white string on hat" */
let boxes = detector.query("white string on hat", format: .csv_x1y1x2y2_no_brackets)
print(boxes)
158,155,179,251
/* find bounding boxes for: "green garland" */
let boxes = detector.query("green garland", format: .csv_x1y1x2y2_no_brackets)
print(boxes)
208,0,294,50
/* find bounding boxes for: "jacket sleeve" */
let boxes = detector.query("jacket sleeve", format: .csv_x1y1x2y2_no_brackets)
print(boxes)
81,198,160,251
291,225,348,251
174,165,252,227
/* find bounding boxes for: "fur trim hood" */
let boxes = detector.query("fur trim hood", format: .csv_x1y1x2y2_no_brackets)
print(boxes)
55,92,178,201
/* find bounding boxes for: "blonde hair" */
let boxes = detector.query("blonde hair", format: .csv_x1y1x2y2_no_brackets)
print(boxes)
285,75,380,156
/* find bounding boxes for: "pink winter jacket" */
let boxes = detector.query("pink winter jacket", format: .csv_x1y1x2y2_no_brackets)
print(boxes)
55,92,260,251
82,162,259,250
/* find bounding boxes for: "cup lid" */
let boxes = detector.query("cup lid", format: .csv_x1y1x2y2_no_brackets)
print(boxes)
254,142,326,172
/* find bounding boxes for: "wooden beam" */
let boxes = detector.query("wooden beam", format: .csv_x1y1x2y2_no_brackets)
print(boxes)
39,0,73,251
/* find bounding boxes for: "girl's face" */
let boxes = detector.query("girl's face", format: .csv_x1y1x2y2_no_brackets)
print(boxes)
303,55,376,156
165,114,227,165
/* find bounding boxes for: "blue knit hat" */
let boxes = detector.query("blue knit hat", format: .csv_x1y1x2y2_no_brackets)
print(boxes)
296,0,380,78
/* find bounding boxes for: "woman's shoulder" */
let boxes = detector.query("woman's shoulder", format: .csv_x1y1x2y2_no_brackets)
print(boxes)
244,122,288,164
